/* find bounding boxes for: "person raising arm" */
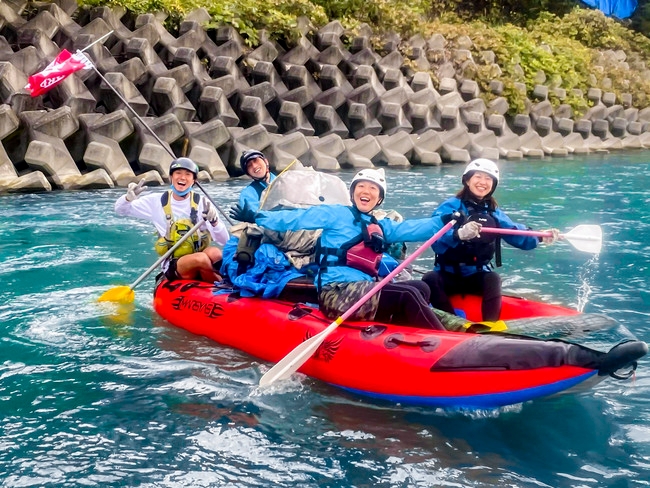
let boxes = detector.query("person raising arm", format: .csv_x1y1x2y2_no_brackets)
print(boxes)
115,157,229,283
256,169,449,330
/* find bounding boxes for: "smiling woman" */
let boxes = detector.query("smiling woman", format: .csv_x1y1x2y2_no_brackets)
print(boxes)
228,150,278,223
422,158,561,322
253,168,459,331
350,168,386,212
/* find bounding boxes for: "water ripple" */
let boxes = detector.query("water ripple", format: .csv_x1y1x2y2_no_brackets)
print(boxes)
2,155,650,487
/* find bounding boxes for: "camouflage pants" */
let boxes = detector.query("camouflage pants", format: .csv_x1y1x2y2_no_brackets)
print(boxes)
319,281,380,321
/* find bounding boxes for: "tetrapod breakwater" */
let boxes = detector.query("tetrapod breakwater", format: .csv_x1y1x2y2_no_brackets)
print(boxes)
1,3,649,192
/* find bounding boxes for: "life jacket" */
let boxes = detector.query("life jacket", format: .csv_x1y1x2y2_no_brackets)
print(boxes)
154,190,211,258
315,207,386,288
435,200,502,271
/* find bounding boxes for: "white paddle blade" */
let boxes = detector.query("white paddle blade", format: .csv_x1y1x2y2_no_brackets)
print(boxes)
259,329,330,387
562,224,602,254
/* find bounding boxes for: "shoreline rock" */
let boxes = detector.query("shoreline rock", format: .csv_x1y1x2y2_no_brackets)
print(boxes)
0,5,648,193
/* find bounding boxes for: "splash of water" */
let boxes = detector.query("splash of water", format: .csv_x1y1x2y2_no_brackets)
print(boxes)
576,254,600,312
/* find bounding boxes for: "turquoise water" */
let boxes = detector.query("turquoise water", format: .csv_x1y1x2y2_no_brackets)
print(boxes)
2,154,650,487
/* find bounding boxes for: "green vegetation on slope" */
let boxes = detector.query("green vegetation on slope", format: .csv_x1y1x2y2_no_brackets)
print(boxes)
77,0,650,116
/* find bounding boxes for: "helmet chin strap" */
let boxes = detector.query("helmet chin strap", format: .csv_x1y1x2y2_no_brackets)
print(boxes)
170,184,192,197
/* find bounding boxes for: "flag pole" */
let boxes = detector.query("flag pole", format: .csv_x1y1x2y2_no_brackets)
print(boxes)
75,45,234,226
78,30,114,53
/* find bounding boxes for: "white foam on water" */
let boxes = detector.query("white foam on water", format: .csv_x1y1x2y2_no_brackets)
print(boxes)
577,254,600,312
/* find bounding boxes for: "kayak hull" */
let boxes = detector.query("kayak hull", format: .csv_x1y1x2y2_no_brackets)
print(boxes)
153,279,644,409
450,293,580,322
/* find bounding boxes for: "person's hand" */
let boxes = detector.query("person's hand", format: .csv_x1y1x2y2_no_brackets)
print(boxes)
442,211,465,226
229,204,256,223
203,203,219,226
542,228,560,245
125,179,147,201
457,221,482,241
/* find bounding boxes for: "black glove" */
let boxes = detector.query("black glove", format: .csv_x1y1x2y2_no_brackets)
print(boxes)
229,203,256,223
441,211,465,228
367,232,386,253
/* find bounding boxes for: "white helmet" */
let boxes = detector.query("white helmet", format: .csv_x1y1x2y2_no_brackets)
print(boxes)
350,168,387,206
462,158,500,192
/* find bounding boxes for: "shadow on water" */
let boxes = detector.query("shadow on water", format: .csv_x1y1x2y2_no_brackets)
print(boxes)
279,386,639,487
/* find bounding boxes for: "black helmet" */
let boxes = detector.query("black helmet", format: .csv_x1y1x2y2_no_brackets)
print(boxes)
239,150,267,175
169,157,198,179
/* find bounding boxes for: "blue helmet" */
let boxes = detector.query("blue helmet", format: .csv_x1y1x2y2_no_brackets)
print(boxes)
239,150,267,176
169,157,198,179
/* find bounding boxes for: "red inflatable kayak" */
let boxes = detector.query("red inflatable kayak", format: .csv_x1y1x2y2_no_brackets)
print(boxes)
153,279,646,409
449,294,580,322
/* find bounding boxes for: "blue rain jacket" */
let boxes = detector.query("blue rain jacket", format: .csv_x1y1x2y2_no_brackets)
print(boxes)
220,236,302,298
238,173,277,214
256,205,444,287
431,196,538,276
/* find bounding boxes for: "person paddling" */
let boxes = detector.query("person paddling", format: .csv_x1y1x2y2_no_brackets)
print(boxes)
229,150,277,223
115,157,229,282
256,168,449,330
422,158,559,321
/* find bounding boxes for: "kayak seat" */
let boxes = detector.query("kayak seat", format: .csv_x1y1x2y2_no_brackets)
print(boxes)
279,276,319,304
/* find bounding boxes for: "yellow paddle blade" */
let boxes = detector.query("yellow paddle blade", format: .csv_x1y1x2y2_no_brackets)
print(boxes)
463,320,508,333
98,286,135,304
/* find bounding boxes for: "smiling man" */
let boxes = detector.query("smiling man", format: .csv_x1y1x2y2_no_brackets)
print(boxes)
229,150,277,223
115,157,229,283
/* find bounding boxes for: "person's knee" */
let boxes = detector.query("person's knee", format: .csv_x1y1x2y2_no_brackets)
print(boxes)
204,246,222,262
176,253,211,279
400,288,429,309
421,271,435,285
409,280,431,302
422,271,444,290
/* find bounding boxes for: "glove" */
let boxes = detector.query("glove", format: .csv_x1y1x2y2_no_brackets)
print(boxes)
441,211,465,227
203,203,219,226
368,232,386,253
229,203,256,223
542,228,560,245
125,179,147,202
457,221,482,241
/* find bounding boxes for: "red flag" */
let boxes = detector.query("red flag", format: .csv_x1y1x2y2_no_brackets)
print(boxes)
25,49,93,97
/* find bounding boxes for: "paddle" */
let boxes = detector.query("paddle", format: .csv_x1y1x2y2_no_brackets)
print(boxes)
98,219,204,304
480,224,602,254
258,219,457,387
75,48,233,226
